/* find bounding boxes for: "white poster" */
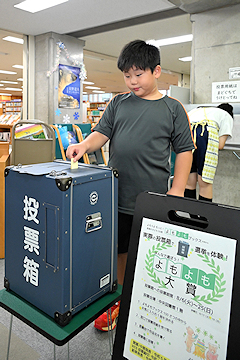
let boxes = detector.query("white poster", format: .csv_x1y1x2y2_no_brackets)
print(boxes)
229,68,240,80
123,218,236,360
212,81,240,103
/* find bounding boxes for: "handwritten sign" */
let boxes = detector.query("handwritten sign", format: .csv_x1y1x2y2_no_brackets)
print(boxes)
212,81,240,103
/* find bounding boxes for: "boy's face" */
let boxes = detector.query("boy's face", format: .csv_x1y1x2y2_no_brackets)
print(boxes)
122,65,161,99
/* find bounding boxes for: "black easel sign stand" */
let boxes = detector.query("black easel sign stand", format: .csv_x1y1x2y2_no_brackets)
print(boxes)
113,193,240,360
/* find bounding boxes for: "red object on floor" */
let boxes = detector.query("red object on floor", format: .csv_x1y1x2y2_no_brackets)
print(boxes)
94,302,120,331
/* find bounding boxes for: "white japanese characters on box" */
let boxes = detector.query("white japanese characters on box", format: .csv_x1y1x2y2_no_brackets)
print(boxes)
22,195,40,287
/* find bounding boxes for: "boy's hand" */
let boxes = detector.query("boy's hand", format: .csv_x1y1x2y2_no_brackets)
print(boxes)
66,143,85,162
66,131,109,163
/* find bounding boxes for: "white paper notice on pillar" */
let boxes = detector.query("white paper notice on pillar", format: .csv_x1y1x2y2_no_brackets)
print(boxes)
123,217,236,360
229,67,240,80
212,81,240,103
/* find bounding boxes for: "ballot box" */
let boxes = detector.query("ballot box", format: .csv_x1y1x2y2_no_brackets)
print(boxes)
4,160,118,326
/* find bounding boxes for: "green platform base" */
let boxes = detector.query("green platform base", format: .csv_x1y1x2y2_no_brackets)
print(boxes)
0,286,122,346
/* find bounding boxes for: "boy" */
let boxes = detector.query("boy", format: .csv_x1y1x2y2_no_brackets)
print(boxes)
66,39,195,330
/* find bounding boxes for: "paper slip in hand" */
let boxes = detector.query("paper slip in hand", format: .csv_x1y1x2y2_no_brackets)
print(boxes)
71,158,78,169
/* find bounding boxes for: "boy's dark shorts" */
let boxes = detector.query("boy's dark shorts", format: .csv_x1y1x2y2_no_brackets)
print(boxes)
190,125,208,176
118,212,133,254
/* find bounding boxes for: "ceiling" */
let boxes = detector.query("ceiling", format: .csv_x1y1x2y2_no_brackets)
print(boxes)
0,0,238,98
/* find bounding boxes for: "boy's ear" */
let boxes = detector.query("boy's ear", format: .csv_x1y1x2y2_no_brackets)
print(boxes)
154,65,161,79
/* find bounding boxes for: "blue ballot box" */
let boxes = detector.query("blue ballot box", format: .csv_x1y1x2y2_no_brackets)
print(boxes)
177,240,190,257
4,161,118,326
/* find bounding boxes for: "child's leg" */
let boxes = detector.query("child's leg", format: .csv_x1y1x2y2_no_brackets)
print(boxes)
94,213,131,331
117,253,128,285
186,172,198,189
185,172,197,198
198,175,213,200
117,212,133,284
199,195,212,202
184,188,197,198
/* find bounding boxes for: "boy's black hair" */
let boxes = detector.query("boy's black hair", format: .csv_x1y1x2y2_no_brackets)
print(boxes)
117,40,160,74
217,103,234,118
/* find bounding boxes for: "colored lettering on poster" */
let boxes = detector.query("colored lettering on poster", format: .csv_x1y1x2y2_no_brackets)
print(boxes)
129,339,170,360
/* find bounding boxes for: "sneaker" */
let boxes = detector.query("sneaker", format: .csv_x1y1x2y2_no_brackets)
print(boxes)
94,302,120,331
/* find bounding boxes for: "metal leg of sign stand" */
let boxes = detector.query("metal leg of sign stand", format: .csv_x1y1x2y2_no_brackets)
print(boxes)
107,307,114,356
6,314,13,360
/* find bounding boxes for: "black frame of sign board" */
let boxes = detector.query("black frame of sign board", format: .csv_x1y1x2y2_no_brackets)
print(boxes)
112,192,240,360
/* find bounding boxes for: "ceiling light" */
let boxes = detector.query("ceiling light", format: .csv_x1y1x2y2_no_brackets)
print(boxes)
82,81,94,85
179,56,192,62
14,0,69,13
147,34,193,47
1,80,18,84
12,65,24,69
0,93,12,96
5,88,23,91
85,86,101,90
0,70,17,75
3,36,24,44
93,91,105,94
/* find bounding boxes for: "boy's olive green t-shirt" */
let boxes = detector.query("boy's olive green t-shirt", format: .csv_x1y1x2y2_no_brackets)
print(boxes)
93,92,195,215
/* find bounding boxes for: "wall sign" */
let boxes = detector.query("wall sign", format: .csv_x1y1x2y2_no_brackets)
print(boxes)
229,67,240,80
212,81,240,103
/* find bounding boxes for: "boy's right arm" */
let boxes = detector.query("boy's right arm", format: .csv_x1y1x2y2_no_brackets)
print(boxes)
66,131,109,162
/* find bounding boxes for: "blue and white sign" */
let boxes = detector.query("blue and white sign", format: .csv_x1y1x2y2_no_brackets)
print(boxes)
58,64,80,109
